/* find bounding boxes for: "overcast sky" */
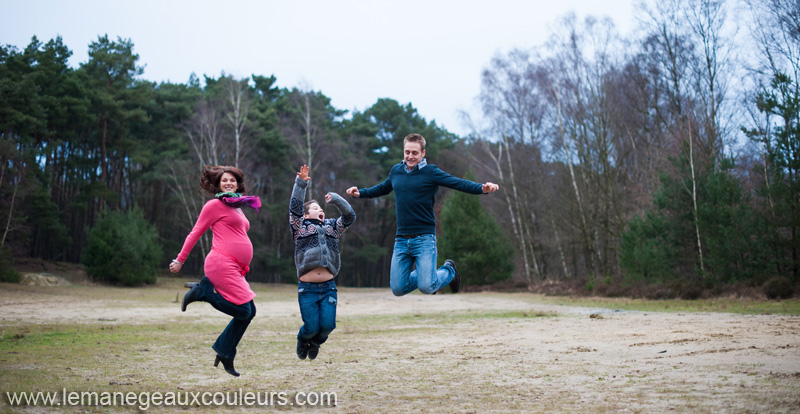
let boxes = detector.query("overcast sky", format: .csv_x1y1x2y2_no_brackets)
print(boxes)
2,0,635,137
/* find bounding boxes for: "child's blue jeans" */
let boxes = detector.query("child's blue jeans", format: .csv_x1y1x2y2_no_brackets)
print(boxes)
297,280,337,347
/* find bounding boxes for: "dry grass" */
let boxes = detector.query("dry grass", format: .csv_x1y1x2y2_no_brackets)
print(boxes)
1,279,799,413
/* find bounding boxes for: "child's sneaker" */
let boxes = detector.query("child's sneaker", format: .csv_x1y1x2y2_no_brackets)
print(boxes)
296,340,309,360
307,344,320,360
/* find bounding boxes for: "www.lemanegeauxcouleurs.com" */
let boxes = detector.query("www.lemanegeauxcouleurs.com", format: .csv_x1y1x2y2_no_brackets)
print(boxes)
5,388,338,410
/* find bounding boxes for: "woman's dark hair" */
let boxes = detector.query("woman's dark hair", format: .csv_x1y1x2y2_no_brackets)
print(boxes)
200,165,246,194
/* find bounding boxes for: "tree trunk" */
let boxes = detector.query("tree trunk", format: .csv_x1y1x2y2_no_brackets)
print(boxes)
688,118,705,274
101,112,108,185
484,140,532,282
557,97,597,277
304,93,314,199
1,173,19,248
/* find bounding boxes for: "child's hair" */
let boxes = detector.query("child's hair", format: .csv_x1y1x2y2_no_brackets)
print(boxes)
200,165,246,194
303,200,319,215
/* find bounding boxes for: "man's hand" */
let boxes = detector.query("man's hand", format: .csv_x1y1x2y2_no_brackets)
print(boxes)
324,193,332,203
297,165,310,182
482,182,499,194
346,186,360,198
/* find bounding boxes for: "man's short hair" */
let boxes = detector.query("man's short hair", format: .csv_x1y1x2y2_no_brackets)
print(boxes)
403,133,426,151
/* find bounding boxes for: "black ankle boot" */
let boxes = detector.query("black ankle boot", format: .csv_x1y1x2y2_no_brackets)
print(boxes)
297,340,309,360
307,343,320,360
445,259,461,293
214,355,240,377
181,282,203,312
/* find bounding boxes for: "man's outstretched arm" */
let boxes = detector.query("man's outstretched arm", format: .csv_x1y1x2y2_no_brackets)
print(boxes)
346,174,393,199
432,166,499,195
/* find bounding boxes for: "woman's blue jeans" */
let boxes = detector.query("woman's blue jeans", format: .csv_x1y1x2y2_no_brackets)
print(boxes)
297,280,337,347
390,234,455,296
195,276,256,361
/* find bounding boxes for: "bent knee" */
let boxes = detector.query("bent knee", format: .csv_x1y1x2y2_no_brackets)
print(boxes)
238,303,256,321
418,285,436,295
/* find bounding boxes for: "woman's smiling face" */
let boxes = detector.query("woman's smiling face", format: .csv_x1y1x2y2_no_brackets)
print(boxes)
219,172,238,193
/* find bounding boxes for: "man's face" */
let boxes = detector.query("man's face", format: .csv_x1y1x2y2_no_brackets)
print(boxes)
404,142,426,169
305,202,324,221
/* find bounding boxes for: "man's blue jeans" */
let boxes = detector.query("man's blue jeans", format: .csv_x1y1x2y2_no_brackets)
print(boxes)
390,234,455,296
297,280,337,347
195,276,257,361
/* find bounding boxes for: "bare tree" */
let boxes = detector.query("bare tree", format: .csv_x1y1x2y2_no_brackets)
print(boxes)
224,76,251,168
184,98,222,167
479,49,546,282
167,75,257,268
541,13,629,279
687,117,706,273
685,0,738,162
167,162,209,259
745,0,800,81
282,86,338,201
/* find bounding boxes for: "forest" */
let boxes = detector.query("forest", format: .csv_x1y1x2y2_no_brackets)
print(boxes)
1,0,798,296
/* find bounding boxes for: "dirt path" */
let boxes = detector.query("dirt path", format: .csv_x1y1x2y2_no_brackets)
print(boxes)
1,283,799,413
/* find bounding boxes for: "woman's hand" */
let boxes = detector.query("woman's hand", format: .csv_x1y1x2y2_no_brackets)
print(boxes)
346,186,360,197
297,165,310,182
169,260,183,273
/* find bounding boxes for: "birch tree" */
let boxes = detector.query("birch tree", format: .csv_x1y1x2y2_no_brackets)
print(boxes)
224,76,251,168
541,13,629,279
479,49,545,282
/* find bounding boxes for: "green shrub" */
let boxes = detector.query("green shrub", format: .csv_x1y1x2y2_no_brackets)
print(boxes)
0,246,21,283
762,276,794,299
82,208,162,286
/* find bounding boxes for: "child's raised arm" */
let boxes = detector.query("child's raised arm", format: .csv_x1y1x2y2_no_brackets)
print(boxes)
325,192,356,235
290,165,310,232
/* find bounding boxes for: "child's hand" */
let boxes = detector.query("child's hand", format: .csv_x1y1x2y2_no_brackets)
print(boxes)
297,165,310,182
324,193,332,203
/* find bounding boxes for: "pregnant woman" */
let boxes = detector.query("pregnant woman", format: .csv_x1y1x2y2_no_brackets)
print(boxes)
169,165,261,377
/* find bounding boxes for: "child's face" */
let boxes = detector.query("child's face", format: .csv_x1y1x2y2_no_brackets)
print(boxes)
305,203,324,220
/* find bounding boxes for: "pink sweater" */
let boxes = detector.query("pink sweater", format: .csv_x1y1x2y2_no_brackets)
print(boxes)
177,199,256,305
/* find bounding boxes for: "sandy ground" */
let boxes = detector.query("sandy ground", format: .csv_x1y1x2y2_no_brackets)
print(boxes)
1,282,799,413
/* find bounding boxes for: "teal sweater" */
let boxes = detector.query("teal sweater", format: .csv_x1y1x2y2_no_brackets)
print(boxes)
358,163,484,236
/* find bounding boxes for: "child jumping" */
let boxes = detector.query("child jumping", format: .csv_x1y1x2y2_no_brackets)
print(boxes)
290,165,356,360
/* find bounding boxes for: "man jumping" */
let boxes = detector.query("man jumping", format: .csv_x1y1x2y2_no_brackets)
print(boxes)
346,133,499,296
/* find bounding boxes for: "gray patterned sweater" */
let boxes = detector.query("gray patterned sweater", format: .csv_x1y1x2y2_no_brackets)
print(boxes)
290,177,356,279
